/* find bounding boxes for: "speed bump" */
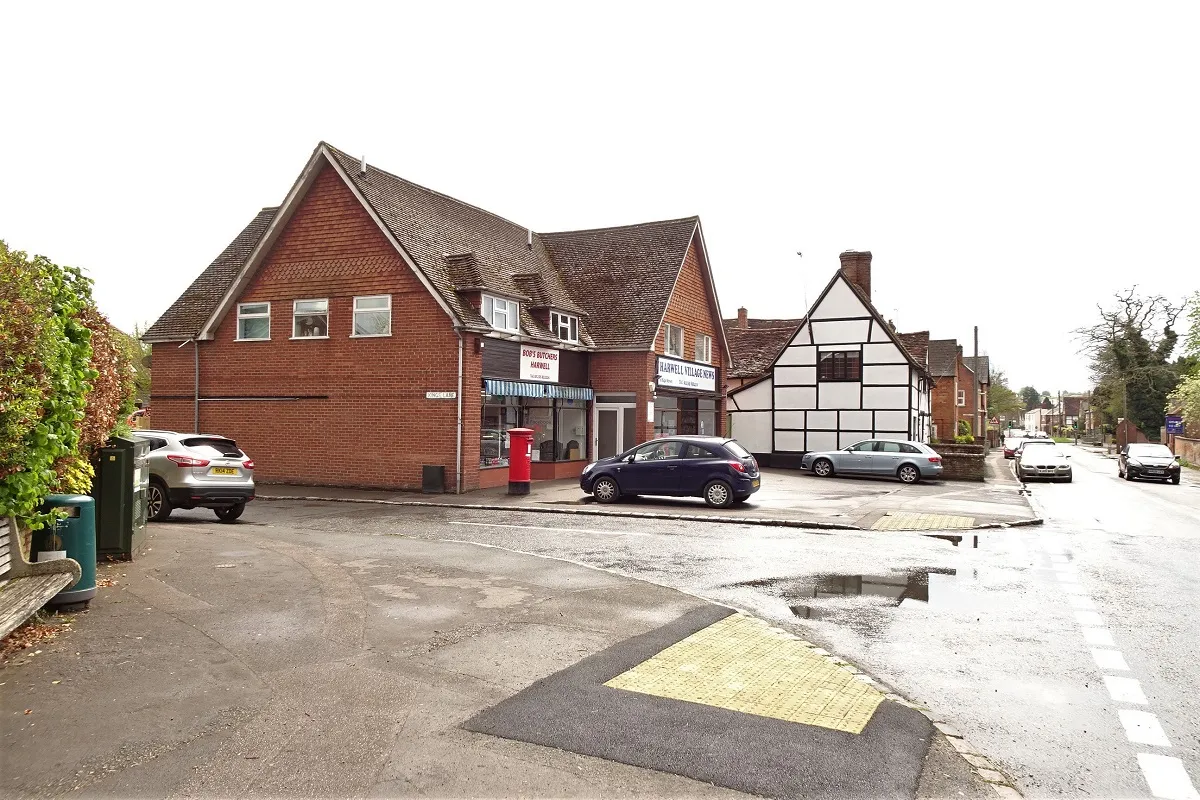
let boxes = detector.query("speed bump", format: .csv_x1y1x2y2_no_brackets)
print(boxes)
604,613,882,734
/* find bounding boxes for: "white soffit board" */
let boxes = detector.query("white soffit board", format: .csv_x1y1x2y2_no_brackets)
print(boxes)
818,382,860,410
876,410,910,430
777,345,817,366
810,278,868,320
806,410,837,429
841,410,872,429
775,386,817,410
776,430,806,451
863,365,909,385
775,410,805,428
863,386,910,409
775,366,816,385
733,377,773,411
811,319,870,344
863,342,906,364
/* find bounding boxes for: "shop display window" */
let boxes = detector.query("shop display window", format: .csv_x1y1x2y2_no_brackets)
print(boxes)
480,395,589,466
480,395,518,467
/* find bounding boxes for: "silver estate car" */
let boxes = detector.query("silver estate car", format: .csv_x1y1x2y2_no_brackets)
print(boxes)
800,439,944,484
133,430,255,522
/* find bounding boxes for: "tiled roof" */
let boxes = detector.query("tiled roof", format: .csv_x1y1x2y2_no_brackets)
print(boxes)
722,319,802,378
927,339,960,377
896,331,930,368
963,355,990,383
540,217,699,350
143,207,278,341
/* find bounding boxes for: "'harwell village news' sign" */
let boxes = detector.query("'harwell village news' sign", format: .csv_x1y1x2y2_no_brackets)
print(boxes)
656,356,716,392
520,346,560,383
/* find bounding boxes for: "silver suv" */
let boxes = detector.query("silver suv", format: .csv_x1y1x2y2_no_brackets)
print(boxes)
133,430,255,523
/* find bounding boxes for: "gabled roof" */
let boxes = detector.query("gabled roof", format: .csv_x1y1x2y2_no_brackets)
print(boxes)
963,355,990,384
723,318,803,378
142,207,277,341
540,217,700,350
895,331,930,368
824,269,928,375
927,339,960,377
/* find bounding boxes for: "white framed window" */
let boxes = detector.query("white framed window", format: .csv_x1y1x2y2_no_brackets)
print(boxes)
236,302,270,341
957,389,966,406
695,333,712,364
665,323,684,357
482,294,520,332
292,299,329,338
352,295,391,337
551,311,579,343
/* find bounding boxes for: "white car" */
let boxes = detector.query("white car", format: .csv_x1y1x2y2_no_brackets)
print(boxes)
1016,445,1073,482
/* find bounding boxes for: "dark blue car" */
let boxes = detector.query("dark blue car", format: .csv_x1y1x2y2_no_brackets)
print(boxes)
580,436,761,508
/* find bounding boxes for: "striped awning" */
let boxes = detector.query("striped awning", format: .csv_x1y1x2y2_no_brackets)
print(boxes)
484,380,593,401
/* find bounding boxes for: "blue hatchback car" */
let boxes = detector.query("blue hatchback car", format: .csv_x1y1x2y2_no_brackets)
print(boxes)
580,436,761,508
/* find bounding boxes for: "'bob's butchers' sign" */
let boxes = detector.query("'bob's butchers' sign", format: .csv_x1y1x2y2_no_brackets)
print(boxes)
656,356,716,392
520,347,560,382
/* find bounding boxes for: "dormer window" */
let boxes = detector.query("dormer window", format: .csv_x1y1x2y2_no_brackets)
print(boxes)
551,311,579,343
482,294,520,332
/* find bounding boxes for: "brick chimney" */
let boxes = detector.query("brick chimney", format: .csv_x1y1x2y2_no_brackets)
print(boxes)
737,307,748,329
839,250,872,298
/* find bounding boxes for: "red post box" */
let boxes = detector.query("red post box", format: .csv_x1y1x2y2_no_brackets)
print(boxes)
507,427,534,495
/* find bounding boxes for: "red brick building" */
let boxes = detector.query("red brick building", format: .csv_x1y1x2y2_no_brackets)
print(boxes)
143,143,729,493
928,339,977,442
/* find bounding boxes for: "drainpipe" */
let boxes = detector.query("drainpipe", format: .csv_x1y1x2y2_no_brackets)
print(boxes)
193,339,200,433
455,330,464,494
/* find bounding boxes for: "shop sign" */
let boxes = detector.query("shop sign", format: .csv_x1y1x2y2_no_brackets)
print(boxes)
520,346,560,383
656,356,716,393
425,391,457,399
1166,415,1184,435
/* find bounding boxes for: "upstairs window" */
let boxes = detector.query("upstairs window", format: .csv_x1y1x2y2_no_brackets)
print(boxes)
483,294,520,332
353,295,391,336
957,389,966,406
817,350,862,381
665,323,684,357
236,302,270,341
551,311,579,343
695,333,712,364
293,299,328,338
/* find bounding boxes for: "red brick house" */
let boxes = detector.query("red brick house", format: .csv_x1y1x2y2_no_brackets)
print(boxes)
143,142,729,493
928,339,977,442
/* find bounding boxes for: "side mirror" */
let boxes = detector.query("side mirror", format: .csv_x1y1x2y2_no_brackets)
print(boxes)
625,454,637,464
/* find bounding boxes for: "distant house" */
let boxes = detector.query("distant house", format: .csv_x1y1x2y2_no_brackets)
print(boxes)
723,309,803,392
963,355,990,437
726,251,932,465
928,340,977,442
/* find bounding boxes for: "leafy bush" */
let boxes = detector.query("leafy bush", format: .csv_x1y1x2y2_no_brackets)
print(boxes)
0,241,131,530
954,420,974,443
954,434,975,443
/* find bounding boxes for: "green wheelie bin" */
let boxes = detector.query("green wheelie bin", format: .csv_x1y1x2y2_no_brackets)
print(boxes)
32,494,97,607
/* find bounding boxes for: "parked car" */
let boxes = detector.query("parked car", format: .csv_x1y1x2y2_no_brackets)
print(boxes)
800,439,943,484
132,430,256,522
1002,436,1028,459
1118,443,1182,484
580,436,760,508
1014,439,1057,462
1015,445,1073,482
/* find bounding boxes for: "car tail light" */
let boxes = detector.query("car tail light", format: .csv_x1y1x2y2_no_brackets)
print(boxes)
728,460,747,473
928,456,942,464
242,459,255,470
167,455,210,467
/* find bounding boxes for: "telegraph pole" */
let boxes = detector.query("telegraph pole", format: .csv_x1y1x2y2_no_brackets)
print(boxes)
973,326,981,439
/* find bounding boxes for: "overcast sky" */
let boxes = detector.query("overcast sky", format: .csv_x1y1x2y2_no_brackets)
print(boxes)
5,2,1197,393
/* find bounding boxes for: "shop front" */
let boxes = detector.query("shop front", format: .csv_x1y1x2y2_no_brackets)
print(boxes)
479,340,593,487
653,355,721,438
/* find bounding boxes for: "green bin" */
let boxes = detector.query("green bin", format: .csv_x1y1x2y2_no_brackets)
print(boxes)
92,435,150,559
33,494,97,607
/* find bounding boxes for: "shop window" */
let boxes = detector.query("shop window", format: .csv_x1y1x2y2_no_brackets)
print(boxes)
551,311,579,343
556,401,587,461
353,295,391,336
817,350,861,381
698,397,717,436
293,299,329,338
524,398,555,463
480,395,518,467
481,396,589,466
236,302,270,341
664,323,683,357
654,395,678,438
482,294,520,332
695,333,712,364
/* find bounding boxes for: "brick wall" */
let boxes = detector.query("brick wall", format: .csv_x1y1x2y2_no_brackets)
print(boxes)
931,376,959,442
149,165,482,492
590,351,657,446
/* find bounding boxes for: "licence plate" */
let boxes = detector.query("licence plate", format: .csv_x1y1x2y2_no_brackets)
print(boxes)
752,479,760,488
211,467,239,476
1147,469,1163,474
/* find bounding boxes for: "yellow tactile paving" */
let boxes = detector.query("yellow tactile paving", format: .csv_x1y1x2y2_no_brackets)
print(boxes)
603,613,883,734
871,511,975,530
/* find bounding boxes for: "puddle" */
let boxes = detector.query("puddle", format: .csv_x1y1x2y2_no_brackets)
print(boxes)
782,568,957,620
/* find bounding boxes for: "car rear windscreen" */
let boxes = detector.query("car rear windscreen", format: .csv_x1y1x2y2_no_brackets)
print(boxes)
181,437,241,457
725,441,752,459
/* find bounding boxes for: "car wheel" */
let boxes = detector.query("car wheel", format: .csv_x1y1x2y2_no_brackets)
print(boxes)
703,480,734,508
1171,475,1181,485
592,477,620,504
214,503,245,523
812,459,834,478
897,464,920,484
1064,475,1073,483
147,480,172,521
1124,469,1134,481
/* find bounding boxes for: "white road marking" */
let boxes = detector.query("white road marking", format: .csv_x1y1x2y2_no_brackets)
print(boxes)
1069,595,1097,610
1075,611,1105,626
1083,627,1116,646
1119,710,1172,747
1092,649,1131,671
448,520,652,537
1104,676,1149,705
1137,754,1200,800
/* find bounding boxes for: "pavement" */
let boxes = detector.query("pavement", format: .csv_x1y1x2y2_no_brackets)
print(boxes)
257,459,1038,532
0,509,994,799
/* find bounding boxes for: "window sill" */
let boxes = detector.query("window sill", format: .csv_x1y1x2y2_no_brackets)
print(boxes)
350,333,392,338
290,335,330,340
235,338,271,343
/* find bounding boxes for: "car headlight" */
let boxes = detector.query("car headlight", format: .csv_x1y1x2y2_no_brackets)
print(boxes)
1127,459,1141,467
582,462,596,475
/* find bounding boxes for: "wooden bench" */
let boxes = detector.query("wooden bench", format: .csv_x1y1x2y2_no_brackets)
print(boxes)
0,515,82,639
